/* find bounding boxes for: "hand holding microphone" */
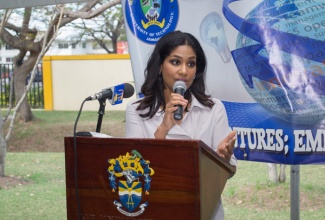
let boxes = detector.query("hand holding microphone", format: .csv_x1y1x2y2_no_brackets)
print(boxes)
173,80,187,120
154,81,187,138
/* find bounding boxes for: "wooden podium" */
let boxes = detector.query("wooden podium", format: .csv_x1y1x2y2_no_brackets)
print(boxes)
64,136,236,220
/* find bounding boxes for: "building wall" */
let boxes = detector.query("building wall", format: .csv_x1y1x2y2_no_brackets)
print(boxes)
0,40,128,64
42,54,136,111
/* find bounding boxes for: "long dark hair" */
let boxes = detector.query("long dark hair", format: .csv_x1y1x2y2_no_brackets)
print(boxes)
136,30,214,118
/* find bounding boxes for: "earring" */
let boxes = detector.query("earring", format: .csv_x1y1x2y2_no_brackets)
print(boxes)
193,75,196,79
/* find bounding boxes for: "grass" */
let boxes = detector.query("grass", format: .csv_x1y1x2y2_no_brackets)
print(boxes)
30,110,126,124
6,110,126,152
1,153,66,220
223,161,325,220
2,153,325,220
1,110,325,219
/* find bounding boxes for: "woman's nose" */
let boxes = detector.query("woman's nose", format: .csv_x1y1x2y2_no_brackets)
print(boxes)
179,64,188,75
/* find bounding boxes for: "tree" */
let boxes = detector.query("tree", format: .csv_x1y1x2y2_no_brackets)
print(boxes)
0,0,122,177
0,0,121,123
267,163,286,183
70,3,125,53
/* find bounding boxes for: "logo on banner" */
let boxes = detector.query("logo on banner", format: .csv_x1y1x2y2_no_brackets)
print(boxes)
107,150,155,217
124,0,179,44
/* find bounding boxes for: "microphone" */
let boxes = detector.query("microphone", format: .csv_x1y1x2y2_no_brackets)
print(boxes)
85,83,134,101
173,80,187,120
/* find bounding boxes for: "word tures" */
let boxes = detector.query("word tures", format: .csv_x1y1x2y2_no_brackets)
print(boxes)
234,127,325,154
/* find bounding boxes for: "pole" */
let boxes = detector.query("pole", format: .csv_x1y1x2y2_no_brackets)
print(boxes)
290,165,300,220
96,98,106,133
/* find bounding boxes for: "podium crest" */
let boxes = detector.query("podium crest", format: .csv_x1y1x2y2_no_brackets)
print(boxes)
108,150,155,217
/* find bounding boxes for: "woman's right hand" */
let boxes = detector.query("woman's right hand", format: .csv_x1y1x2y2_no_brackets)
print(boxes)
154,93,188,139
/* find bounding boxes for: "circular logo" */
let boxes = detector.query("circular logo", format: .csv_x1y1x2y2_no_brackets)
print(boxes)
124,0,179,44
227,0,325,125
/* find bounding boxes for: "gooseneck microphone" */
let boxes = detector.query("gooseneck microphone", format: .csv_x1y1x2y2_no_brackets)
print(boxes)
85,83,134,101
173,80,187,120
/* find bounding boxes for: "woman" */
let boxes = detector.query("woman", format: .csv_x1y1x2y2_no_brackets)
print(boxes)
125,30,236,219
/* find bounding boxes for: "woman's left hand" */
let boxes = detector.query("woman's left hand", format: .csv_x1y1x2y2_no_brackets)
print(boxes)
216,130,237,162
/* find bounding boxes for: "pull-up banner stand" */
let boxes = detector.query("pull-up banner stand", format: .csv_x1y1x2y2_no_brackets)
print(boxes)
122,0,325,165
122,2,325,219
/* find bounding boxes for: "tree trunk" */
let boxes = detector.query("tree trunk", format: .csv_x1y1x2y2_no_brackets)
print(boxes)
14,67,34,122
13,54,39,122
267,163,286,183
112,38,118,53
0,111,6,177
0,139,5,177
267,163,278,183
279,164,286,183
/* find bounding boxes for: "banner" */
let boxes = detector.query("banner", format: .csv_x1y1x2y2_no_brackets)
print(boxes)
122,0,325,165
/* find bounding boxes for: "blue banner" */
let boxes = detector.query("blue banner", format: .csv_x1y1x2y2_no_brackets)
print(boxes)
122,0,325,164
222,0,325,164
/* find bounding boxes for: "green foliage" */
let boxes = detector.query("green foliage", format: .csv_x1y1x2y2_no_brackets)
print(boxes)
0,84,44,109
0,84,11,102
27,87,44,108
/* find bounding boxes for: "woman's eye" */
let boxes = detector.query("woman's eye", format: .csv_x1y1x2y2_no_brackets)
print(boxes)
188,61,196,67
170,59,180,65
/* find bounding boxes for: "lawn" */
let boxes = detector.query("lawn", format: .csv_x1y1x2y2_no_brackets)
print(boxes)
2,152,325,219
1,110,325,219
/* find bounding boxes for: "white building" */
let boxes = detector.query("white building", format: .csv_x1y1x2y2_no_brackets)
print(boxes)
0,40,128,65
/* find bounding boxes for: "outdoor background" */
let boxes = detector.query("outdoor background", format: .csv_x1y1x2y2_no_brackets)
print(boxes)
1,110,324,220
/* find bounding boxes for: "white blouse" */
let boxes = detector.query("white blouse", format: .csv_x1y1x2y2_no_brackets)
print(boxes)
125,96,237,220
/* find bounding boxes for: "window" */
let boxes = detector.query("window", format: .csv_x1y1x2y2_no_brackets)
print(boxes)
72,43,77,49
6,57,14,62
5,44,15,50
82,43,86,48
58,43,69,49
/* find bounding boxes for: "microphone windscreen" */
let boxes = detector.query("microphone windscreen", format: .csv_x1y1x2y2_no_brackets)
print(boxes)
124,83,135,98
173,80,187,92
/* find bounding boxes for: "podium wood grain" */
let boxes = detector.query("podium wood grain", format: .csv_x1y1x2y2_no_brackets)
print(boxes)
64,137,236,220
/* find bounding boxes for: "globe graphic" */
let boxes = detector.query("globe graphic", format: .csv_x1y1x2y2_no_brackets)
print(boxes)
234,0,325,125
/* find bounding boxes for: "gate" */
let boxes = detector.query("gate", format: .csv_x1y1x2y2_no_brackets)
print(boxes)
0,63,44,109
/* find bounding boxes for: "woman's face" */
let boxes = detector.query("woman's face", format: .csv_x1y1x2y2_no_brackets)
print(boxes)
161,45,197,94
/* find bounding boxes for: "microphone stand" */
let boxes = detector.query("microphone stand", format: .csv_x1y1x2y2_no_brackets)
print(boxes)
96,98,106,133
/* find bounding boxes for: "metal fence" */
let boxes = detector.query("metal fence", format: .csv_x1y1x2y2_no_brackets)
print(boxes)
0,63,44,109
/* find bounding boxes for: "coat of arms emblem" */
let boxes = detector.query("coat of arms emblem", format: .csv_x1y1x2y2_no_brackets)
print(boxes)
124,0,179,44
141,0,164,28
108,150,155,217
